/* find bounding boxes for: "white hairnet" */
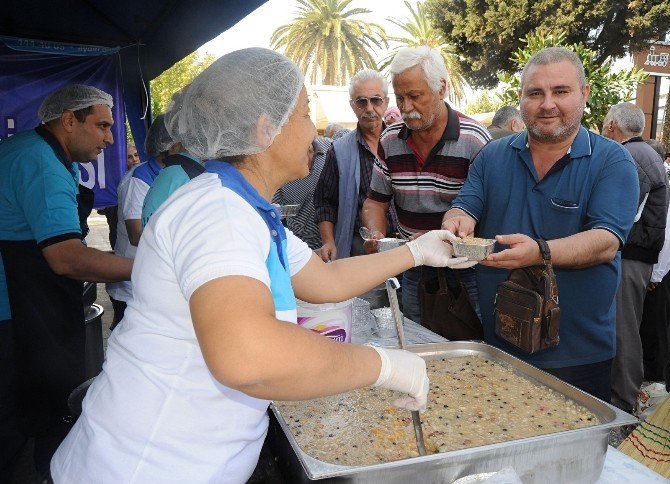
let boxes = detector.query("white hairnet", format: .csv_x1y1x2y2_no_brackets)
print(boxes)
165,47,304,160
38,84,113,123
144,114,174,157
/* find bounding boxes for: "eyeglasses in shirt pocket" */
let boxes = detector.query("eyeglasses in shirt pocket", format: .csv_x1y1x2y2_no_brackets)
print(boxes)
550,197,580,211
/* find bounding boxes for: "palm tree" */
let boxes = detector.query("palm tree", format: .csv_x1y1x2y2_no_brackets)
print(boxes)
380,0,469,106
270,0,387,86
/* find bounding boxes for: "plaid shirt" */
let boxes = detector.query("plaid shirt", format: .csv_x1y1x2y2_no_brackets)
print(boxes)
272,137,332,250
369,104,490,237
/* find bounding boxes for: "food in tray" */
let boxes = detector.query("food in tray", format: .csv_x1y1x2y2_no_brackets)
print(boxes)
459,236,493,245
452,237,496,261
276,355,599,466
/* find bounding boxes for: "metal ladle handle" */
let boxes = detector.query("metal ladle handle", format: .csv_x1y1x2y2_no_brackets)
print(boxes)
385,277,427,456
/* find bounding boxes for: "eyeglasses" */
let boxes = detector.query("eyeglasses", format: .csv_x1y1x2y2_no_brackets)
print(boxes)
353,96,385,109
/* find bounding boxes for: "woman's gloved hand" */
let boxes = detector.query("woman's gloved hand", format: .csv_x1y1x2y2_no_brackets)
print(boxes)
369,346,429,411
406,230,478,269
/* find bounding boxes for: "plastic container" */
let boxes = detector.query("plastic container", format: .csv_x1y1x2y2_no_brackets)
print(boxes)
296,299,353,343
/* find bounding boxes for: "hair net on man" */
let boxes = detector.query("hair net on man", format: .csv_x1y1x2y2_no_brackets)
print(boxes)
144,114,174,158
165,47,304,160
38,84,113,123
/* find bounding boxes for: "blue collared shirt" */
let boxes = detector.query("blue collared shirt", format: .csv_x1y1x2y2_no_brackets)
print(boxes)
452,127,639,368
0,127,82,321
204,160,295,312
141,152,202,227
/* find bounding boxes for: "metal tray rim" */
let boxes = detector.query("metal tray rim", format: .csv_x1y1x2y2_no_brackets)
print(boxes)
270,341,637,480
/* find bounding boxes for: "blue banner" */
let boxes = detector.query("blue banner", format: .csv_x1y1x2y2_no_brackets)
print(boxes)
0,36,126,209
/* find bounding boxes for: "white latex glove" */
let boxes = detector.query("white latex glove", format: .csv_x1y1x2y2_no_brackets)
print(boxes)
369,346,429,411
406,230,478,269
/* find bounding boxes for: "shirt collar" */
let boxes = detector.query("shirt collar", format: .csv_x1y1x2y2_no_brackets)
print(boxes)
355,122,386,145
34,124,71,167
177,151,201,163
622,136,644,145
204,160,275,214
147,157,163,175
397,102,459,142
511,126,592,159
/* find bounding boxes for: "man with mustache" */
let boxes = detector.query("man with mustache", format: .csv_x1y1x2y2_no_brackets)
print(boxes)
361,46,490,324
314,69,393,261
443,47,639,401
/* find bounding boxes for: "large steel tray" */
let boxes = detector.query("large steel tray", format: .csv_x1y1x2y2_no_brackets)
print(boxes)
268,341,637,483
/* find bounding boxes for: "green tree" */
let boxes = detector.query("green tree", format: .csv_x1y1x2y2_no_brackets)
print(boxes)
662,89,670,153
380,0,468,105
425,0,670,88
464,90,502,115
498,32,648,130
270,0,387,85
150,52,215,116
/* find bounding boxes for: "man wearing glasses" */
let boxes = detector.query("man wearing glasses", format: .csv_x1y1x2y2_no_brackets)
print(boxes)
314,69,394,261
361,46,491,325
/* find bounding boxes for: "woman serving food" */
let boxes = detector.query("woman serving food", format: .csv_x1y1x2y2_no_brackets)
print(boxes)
51,48,475,483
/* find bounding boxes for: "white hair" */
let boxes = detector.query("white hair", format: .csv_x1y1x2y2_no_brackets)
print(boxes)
349,69,388,98
605,102,645,137
389,46,449,95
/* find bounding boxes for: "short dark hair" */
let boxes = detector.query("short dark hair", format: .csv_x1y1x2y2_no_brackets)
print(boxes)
521,47,586,90
72,106,95,123
44,105,95,127
215,154,247,165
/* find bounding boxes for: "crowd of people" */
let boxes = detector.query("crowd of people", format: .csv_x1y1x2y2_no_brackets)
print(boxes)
0,43,668,483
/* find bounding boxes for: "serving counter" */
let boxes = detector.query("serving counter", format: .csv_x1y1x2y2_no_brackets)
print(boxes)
262,317,665,483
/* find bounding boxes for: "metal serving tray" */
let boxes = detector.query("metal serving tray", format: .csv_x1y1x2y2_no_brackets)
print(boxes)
268,341,637,483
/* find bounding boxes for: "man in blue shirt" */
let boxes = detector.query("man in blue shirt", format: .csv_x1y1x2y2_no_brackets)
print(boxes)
443,48,639,402
0,84,132,479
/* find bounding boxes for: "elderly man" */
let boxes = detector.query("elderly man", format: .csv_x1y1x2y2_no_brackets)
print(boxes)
323,123,345,139
314,69,393,261
361,46,490,324
602,102,668,412
488,106,525,139
443,48,639,401
127,143,141,168
0,84,132,478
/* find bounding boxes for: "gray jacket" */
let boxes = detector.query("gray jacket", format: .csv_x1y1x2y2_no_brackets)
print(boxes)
621,137,669,264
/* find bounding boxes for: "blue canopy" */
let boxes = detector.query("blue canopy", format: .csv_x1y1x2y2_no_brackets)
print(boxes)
0,0,267,151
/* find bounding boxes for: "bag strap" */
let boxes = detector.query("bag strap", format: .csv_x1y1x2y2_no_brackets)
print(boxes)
534,238,551,265
437,268,448,291
534,238,558,305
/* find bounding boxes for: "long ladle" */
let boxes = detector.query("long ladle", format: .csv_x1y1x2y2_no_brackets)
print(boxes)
385,277,427,456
